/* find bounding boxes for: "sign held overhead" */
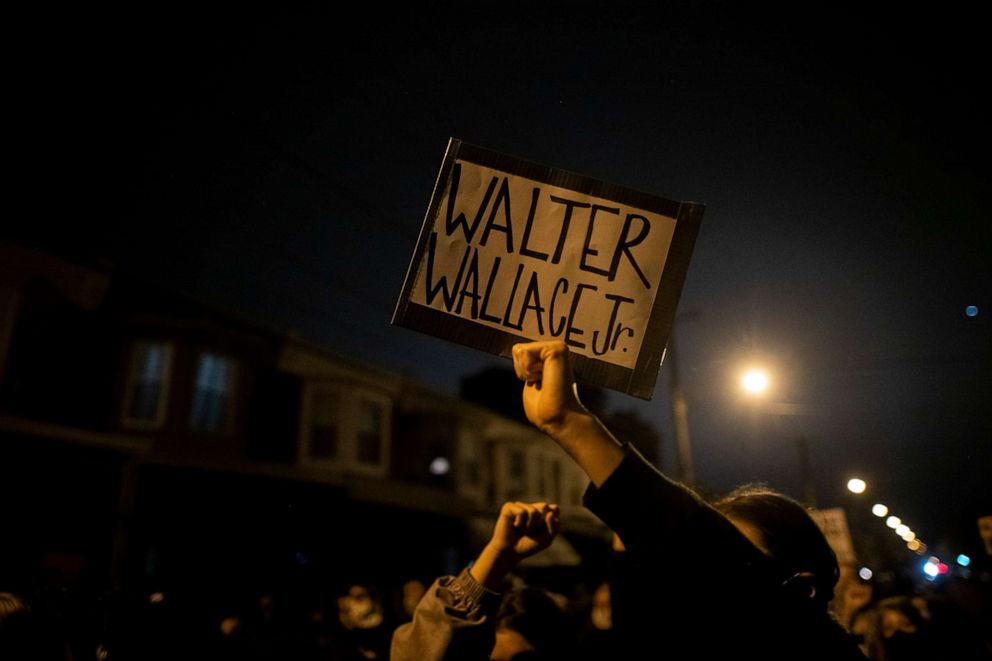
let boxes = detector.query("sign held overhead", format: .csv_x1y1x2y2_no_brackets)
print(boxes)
393,139,703,400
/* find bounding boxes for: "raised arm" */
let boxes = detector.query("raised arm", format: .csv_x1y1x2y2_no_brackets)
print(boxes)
511,340,624,486
390,501,560,661
470,501,561,589
512,340,738,548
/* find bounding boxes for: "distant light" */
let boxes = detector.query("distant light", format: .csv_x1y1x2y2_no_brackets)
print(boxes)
149,592,164,604
847,478,867,494
895,524,910,537
923,561,939,578
429,456,451,475
741,369,769,394
886,516,901,529
900,529,916,542
957,554,971,567
966,305,978,317
872,504,889,517
858,567,873,581
907,539,922,551
937,562,949,574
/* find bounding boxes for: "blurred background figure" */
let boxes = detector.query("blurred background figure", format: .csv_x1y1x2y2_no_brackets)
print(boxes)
875,596,929,660
400,579,427,623
588,582,612,633
0,591,36,659
574,581,616,661
0,591,71,661
836,573,874,634
491,585,572,661
977,517,992,558
336,583,390,660
847,602,874,657
855,596,932,661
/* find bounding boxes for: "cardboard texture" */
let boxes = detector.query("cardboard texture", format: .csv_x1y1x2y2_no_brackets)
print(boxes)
393,138,704,400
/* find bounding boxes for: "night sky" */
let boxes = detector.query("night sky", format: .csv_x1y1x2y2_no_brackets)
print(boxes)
14,3,991,557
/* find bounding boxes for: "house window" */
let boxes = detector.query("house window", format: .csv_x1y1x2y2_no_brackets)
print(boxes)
464,456,481,486
301,384,391,475
534,455,562,502
503,448,526,501
122,340,173,428
571,474,585,507
355,399,383,465
549,459,561,503
309,389,341,460
189,353,235,432
537,455,548,496
541,457,561,503
455,429,486,505
509,449,525,479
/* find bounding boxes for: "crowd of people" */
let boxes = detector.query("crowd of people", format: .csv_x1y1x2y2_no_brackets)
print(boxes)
3,341,990,659
2,561,988,660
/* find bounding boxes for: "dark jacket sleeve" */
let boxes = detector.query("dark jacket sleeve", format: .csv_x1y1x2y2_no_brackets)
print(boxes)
390,568,502,661
583,444,776,581
583,444,868,660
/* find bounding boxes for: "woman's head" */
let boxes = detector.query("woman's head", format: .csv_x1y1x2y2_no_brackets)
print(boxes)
714,485,839,609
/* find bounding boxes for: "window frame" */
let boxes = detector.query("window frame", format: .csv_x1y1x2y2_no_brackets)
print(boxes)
187,351,239,435
120,339,175,430
455,426,487,504
299,382,391,476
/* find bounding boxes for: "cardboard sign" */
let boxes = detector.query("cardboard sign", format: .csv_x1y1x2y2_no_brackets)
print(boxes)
393,139,704,399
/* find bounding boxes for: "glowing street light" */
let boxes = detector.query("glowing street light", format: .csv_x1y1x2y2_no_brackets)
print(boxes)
886,516,901,529
847,478,867,494
872,503,889,517
741,369,769,395
429,456,451,475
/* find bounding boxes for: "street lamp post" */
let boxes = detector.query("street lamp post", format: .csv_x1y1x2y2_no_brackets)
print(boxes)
667,328,695,486
739,368,818,506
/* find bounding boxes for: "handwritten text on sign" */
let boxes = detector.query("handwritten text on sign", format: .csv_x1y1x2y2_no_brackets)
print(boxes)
410,160,676,369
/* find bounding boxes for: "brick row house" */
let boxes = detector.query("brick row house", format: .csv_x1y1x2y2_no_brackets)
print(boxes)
0,240,609,605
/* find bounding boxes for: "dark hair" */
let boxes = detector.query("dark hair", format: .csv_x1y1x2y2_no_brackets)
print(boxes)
497,586,568,654
713,485,839,608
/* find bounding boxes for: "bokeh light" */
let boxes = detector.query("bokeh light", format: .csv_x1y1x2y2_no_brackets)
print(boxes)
847,478,867,494
429,456,451,475
741,369,769,394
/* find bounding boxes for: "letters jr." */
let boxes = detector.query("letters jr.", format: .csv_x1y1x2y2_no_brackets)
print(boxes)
419,161,671,365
